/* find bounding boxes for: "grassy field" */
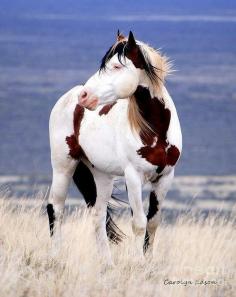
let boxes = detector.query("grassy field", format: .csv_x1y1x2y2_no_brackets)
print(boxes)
0,197,235,297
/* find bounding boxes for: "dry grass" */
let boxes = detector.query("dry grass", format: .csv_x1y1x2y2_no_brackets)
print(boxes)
0,197,235,297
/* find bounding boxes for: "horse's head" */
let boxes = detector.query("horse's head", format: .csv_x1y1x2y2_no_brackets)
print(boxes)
79,31,169,110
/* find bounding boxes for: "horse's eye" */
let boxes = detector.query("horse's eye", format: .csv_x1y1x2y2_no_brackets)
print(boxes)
112,64,122,70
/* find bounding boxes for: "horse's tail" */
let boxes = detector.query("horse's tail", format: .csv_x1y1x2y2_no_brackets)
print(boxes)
73,161,125,244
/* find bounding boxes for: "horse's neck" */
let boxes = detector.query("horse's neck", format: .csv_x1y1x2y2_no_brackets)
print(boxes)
130,83,182,148
135,83,178,121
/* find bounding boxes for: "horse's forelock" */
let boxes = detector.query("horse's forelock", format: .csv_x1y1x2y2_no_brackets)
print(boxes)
99,41,127,72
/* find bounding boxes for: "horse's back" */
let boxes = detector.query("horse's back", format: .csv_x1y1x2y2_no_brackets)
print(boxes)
49,85,84,166
50,85,84,127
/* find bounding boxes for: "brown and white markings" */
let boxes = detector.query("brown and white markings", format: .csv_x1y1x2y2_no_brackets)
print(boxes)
47,31,182,266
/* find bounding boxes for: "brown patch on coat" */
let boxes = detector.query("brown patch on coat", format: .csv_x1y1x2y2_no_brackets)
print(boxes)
135,86,180,170
167,145,180,166
66,104,85,159
99,102,117,116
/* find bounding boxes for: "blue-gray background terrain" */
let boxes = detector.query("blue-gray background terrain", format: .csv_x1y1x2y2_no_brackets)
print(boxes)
0,0,236,202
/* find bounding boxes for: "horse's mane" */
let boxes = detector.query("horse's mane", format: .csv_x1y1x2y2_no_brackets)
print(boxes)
100,39,172,137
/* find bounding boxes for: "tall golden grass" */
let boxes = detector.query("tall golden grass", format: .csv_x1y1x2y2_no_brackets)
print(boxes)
0,197,235,297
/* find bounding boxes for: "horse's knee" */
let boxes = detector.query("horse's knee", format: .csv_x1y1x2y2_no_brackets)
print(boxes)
132,214,147,236
48,190,65,222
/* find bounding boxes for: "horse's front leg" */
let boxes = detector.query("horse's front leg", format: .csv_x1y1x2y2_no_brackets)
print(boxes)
144,169,174,256
91,168,114,267
125,164,147,259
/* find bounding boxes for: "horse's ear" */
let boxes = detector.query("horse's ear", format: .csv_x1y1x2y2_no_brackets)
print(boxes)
126,31,145,69
117,29,125,42
127,31,137,49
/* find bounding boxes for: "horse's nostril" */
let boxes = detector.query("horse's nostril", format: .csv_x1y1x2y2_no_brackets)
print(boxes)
81,91,87,98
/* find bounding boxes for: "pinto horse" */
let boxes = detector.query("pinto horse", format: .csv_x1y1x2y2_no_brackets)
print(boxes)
47,31,182,265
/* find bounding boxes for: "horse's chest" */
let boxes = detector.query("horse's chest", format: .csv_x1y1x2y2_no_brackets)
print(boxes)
79,118,124,175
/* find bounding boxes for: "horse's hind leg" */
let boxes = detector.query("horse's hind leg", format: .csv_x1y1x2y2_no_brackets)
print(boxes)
144,169,174,256
47,159,77,249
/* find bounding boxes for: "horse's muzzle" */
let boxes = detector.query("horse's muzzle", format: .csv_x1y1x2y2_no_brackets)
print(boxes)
78,88,99,110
